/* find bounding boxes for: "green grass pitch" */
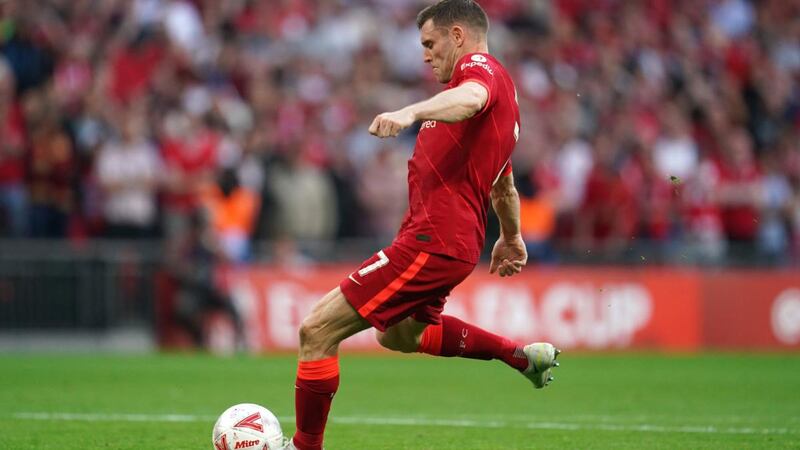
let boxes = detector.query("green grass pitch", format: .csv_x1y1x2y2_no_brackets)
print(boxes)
1,352,798,449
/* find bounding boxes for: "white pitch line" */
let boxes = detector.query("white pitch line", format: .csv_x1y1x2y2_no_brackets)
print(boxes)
9,412,797,436
13,412,218,423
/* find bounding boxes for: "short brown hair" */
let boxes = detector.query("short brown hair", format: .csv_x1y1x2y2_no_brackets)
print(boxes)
416,0,489,35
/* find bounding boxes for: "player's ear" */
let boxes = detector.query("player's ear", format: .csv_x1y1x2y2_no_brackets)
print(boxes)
450,25,465,47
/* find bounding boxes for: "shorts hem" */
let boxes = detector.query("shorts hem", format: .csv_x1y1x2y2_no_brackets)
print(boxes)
340,279,387,332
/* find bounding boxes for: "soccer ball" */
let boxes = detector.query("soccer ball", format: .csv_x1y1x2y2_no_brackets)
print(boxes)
212,403,285,450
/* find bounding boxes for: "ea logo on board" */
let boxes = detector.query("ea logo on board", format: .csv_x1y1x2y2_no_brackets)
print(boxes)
471,54,487,62
771,288,800,345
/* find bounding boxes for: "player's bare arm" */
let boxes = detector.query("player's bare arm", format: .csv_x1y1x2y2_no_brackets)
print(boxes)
368,81,488,138
489,171,527,277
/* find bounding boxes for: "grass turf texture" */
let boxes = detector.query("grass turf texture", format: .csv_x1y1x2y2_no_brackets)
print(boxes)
0,353,798,449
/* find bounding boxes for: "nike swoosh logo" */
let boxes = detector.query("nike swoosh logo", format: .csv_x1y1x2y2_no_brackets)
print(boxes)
348,274,362,286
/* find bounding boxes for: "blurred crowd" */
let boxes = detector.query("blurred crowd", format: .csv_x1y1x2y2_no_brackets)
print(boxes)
0,0,799,266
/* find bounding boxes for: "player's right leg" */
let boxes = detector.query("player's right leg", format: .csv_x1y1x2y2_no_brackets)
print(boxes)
290,287,371,450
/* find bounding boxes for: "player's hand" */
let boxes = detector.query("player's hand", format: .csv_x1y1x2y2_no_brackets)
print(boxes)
368,108,415,138
489,234,528,277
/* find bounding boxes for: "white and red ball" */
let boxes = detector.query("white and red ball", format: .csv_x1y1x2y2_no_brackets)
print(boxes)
212,403,284,450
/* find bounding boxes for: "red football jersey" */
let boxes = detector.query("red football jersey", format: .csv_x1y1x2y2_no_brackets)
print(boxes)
394,52,520,264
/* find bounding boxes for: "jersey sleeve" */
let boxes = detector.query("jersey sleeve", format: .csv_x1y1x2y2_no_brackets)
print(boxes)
501,159,513,176
452,53,498,114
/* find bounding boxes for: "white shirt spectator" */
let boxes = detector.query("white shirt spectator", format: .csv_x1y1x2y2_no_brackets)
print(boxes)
653,135,699,182
163,0,206,55
556,138,593,210
96,139,161,227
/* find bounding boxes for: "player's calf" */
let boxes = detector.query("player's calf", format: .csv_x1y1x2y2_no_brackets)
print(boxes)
376,317,430,353
375,329,419,353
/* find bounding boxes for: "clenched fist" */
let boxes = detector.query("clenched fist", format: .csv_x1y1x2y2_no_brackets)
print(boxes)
368,109,416,138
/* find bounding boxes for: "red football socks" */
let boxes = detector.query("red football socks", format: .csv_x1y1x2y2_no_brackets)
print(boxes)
417,315,529,371
293,356,340,450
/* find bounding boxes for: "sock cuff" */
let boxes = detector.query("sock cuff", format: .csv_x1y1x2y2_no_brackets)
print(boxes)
416,323,443,355
297,356,339,381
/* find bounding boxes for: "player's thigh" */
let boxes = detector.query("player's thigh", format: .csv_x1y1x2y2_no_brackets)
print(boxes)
300,286,371,349
376,316,430,353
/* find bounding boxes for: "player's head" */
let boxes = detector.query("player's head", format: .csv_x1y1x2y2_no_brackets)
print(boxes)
416,0,489,83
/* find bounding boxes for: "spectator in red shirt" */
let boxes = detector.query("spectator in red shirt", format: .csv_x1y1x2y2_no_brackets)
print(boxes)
160,111,220,238
108,31,165,105
716,127,763,262
574,134,636,257
621,142,679,243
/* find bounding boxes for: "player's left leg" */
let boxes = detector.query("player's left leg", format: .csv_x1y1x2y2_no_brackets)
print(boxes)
377,316,559,388
291,287,371,450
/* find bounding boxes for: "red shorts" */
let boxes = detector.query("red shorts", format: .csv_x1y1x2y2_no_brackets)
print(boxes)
340,243,475,331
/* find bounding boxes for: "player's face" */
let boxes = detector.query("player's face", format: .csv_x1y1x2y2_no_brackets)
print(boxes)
419,19,458,83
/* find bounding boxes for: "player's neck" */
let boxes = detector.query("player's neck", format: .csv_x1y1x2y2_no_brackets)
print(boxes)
458,41,489,58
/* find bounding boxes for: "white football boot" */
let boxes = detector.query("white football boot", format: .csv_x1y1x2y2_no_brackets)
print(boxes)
281,437,324,450
521,342,561,388
281,437,296,450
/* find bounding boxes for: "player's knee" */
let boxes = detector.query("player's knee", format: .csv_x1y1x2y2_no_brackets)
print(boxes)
298,316,323,350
